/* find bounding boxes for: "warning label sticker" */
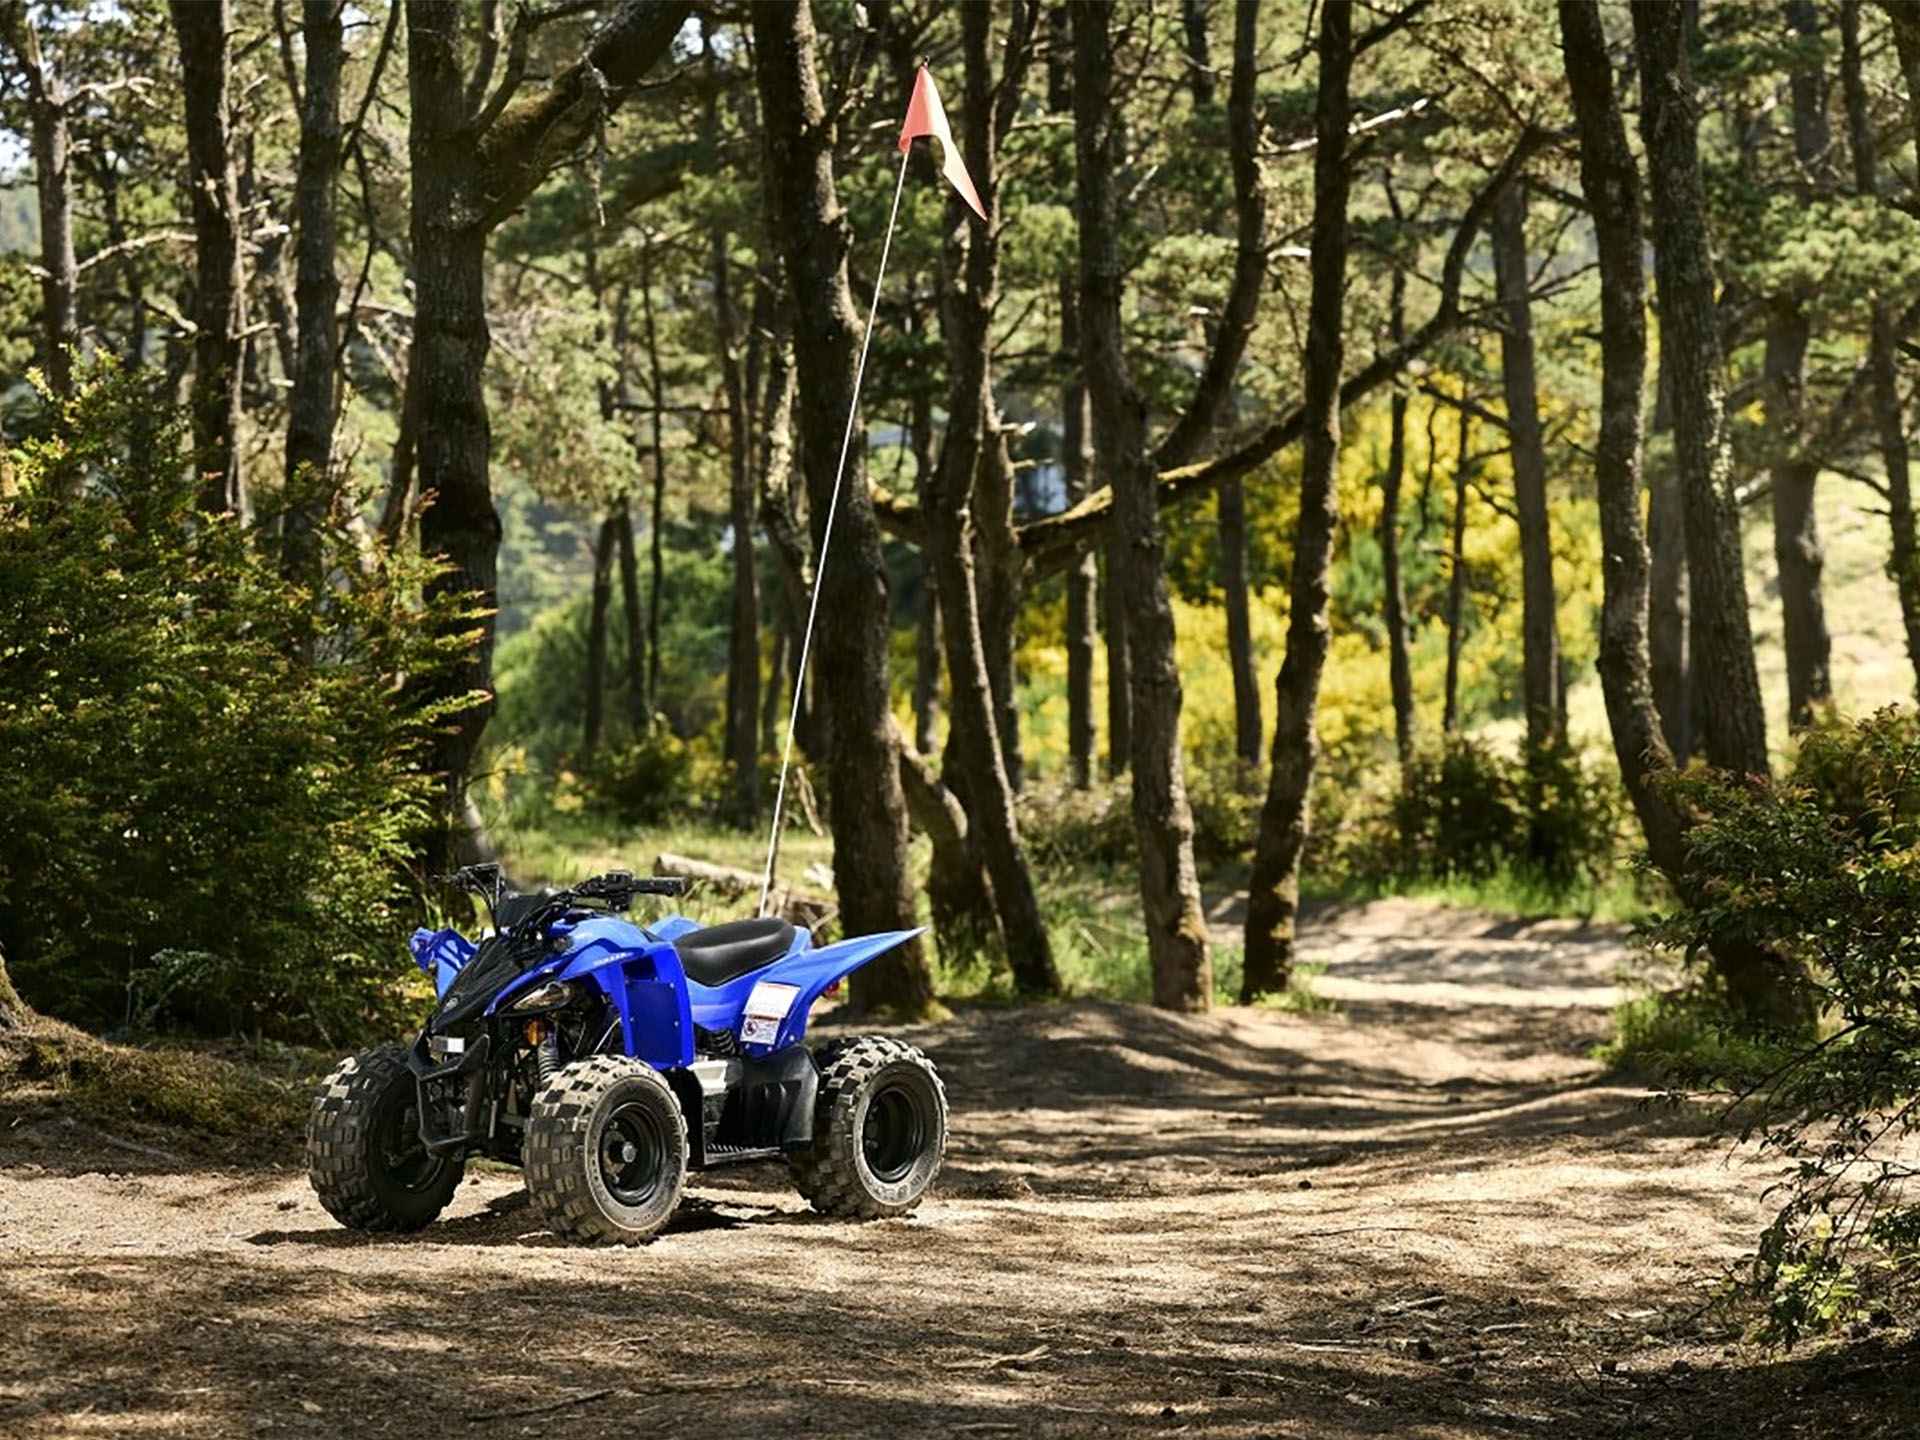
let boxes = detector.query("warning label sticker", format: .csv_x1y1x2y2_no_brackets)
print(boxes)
740,981,800,1046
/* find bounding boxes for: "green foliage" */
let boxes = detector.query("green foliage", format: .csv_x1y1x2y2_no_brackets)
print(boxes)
570,727,699,827
1337,735,1622,898
1645,708,1920,1344
0,364,475,1043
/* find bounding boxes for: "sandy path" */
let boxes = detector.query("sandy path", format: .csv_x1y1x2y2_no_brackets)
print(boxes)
2,902,1911,1438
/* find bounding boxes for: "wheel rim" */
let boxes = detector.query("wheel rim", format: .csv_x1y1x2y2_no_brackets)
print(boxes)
863,1080,930,1184
377,1096,442,1191
600,1101,670,1206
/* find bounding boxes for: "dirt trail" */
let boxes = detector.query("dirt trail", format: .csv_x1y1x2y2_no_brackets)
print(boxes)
3,901,1915,1438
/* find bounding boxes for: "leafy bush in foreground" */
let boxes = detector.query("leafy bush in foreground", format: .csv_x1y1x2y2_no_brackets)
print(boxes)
1648,708,1920,1343
0,364,476,1043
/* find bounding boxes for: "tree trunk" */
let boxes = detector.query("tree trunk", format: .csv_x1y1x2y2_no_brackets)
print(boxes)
1559,0,1687,876
1491,180,1562,753
1768,0,1834,732
1849,1,1920,703
1051,23,1098,791
584,514,618,753
976,404,1026,793
1569,0,1811,1038
1633,2,1769,777
1243,0,1351,1002
1075,0,1212,1012
1169,0,1266,771
283,0,344,586
405,0,687,854
897,731,999,970
1442,406,1472,735
923,2,1056,996
1103,550,1132,778
1765,302,1830,729
407,0,502,845
753,0,930,1015
638,240,669,726
1380,270,1416,768
0,942,25,1035
1647,345,1692,762
1219,477,1262,766
11,11,76,407
172,0,247,516
1062,282,1099,789
911,389,943,756
617,500,646,728
715,230,761,820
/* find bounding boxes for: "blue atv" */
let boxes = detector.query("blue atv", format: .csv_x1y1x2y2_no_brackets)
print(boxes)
306,864,946,1244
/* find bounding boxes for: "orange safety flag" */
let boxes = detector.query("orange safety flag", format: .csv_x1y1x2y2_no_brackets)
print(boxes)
897,64,987,221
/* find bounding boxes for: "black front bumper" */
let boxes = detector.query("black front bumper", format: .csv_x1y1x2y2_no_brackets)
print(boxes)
407,1031,492,1156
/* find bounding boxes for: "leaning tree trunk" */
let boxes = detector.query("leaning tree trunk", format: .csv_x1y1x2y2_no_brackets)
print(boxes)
1633,2,1770,778
753,0,931,1014
1162,0,1266,770
922,0,1055,995
283,0,344,587
1768,0,1834,731
1559,0,1687,880
1075,0,1212,1012
171,0,247,516
1851,1,1920,702
1491,179,1563,753
1574,0,1811,1038
1243,0,1351,1002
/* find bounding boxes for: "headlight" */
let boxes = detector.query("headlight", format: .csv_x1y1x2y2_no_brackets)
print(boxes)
506,978,586,1012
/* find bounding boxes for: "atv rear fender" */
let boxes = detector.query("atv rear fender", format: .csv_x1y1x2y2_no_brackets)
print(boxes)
685,927,927,1057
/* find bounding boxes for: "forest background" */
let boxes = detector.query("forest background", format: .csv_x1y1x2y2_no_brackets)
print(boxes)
8,0,1920,1338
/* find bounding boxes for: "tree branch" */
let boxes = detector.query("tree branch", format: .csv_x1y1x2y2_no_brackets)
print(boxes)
476,0,693,230
996,127,1549,580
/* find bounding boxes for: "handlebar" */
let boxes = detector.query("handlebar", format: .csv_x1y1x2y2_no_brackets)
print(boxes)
438,865,687,917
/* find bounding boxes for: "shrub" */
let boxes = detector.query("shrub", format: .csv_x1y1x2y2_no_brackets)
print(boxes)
0,363,474,1043
1337,735,1621,898
1647,707,1920,1343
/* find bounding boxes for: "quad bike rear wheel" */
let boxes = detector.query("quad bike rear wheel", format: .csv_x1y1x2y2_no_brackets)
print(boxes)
790,1036,947,1218
523,1056,687,1244
307,1044,464,1231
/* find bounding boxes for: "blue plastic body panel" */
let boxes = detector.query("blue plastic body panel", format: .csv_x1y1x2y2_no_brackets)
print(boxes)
409,927,476,1000
684,927,926,1056
443,908,924,1068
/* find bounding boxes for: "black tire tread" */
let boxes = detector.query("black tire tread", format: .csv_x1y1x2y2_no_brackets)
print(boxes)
789,1035,947,1219
305,1044,461,1232
523,1055,686,1245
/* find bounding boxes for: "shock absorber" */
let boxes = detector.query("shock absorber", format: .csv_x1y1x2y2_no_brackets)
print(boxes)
527,1019,561,1087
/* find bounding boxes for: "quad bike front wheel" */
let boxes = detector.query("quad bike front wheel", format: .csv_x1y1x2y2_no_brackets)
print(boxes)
790,1036,947,1218
307,1044,465,1231
523,1056,687,1245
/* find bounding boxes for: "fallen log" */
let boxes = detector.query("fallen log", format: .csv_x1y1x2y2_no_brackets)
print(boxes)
653,853,835,936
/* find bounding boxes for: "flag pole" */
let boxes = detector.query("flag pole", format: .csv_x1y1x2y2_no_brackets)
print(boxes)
757,144,914,918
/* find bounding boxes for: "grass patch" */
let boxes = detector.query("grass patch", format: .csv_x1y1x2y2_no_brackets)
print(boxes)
1305,860,1658,927
1595,986,1797,1086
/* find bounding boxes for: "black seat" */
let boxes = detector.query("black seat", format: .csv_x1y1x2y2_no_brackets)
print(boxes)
674,917,797,987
